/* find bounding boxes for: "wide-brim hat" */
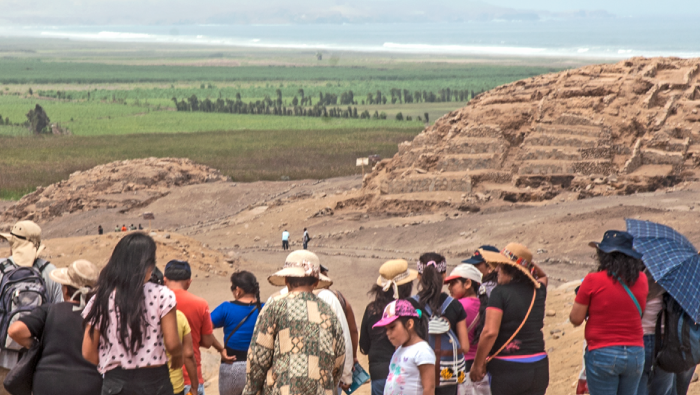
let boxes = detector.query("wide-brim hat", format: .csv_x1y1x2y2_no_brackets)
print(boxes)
444,264,483,284
0,221,44,267
50,259,100,289
588,230,643,260
479,243,540,288
376,259,418,287
268,250,332,289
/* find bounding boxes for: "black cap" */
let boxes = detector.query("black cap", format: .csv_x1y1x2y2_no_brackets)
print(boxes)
589,230,642,259
462,245,500,265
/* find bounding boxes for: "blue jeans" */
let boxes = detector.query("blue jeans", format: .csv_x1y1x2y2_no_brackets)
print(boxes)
371,379,386,395
637,335,675,395
183,383,205,395
585,345,644,395
674,367,695,395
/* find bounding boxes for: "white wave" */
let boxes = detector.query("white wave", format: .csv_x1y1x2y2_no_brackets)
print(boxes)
382,42,547,55
578,48,590,53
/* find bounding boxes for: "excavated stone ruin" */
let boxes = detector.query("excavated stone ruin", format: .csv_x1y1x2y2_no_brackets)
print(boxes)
353,57,700,213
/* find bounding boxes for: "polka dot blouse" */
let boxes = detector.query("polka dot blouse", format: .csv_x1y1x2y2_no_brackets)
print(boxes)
82,282,177,374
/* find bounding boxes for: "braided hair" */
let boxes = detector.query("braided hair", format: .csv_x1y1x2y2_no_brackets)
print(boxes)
230,271,262,309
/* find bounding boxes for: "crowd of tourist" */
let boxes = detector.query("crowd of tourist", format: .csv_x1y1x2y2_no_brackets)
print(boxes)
0,218,697,395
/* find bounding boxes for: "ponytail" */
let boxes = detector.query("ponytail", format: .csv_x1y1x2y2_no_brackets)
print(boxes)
417,264,444,315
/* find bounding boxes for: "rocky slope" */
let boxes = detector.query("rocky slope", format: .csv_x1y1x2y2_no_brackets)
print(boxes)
356,57,700,213
1,157,227,226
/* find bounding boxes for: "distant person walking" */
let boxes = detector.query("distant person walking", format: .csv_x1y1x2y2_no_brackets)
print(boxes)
114,225,120,233
98,225,103,235
82,233,183,395
282,230,290,250
8,259,102,395
569,231,647,395
303,228,311,250
211,271,263,395
121,224,127,232
360,259,417,395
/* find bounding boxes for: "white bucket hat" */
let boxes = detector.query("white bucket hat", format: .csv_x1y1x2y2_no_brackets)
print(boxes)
0,221,45,267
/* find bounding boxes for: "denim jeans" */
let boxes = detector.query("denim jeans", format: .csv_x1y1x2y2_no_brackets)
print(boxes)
674,367,695,395
585,345,644,395
370,379,386,395
636,335,675,395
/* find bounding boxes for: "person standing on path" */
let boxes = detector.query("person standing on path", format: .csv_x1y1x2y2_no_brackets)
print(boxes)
211,271,263,395
282,230,290,251
360,259,417,395
444,264,483,372
243,250,346,395
570,231,648,395
8,259,102,395
0,221,63,395
82,233,183,395
470,244,550,395
164,260,232,395
98,225,103,235
303,228,311,250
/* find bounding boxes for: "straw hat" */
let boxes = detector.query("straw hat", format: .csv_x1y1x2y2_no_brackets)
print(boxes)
376,259,418,299
268,250,332,288
479,243,540,288
50,259,100,289
0,221,45,267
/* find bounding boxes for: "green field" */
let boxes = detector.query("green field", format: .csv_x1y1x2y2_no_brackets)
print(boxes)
0,38,578,199
0,127,420,199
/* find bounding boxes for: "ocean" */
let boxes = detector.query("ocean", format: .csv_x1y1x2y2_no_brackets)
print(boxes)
2,17,699,59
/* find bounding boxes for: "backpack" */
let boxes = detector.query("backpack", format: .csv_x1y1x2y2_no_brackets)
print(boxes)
654,293,700,373
0,258,50,351
412,295,466,387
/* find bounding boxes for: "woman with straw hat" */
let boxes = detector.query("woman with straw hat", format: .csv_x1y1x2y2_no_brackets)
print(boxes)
469,243,549,395
8,259,102,395
360,259,418,395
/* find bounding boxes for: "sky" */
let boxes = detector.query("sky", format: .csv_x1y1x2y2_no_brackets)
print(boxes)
1,0,698,25
484,0,699,16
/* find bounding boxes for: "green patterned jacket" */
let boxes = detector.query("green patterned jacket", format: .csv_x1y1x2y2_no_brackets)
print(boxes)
243,290,346,395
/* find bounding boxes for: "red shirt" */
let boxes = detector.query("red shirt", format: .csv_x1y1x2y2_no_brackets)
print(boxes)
173,288,214,385
575,271,648,350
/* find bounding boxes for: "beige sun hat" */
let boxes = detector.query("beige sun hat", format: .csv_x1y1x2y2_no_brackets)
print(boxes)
268,250,332,288
50,259,100,289
377,259,418,299
0,221,45,267
479,243,540,288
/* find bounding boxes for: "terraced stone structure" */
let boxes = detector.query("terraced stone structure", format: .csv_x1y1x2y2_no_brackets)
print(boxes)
360,57,700,212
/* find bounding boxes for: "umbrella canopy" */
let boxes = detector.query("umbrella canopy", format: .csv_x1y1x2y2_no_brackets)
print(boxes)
626,219,700,321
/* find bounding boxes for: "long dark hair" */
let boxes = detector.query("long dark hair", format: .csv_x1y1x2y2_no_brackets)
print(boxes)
398,313,428,341
417,252,446,315
597,250,645,286
84,233,157,354
499,264,534,286
230,271,262,310
367,282,413,315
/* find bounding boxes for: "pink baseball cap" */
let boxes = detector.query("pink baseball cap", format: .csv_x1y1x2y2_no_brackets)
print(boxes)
373,299,420,328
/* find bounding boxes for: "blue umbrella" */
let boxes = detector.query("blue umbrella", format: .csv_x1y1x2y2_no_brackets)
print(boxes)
626,219,700,321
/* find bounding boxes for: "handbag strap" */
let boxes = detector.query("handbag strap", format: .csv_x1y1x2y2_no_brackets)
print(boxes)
467,312,480,332
617,276,643,317
487,287,536,363
224,304,260,346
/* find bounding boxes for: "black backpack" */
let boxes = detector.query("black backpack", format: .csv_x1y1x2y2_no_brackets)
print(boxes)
654,293,700,373
0,259,50,351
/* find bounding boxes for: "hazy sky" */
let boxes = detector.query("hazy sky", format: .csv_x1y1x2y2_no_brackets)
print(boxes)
485,0,699,16
1,0,697,25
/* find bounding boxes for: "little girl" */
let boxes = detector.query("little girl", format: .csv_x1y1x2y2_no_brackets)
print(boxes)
374,299,436,395
444,264,483,371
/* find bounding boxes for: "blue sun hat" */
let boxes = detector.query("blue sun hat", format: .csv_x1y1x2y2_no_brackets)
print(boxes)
588,230,643,260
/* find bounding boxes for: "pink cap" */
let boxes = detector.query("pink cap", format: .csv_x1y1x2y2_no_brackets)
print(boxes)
373,299,419,328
